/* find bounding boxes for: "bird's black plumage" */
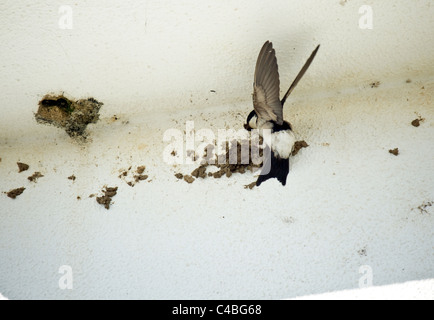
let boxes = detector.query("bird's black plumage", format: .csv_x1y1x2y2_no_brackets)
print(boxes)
256,148,289,186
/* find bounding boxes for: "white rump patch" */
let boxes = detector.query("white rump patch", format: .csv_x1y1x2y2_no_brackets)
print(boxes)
271,130,296,159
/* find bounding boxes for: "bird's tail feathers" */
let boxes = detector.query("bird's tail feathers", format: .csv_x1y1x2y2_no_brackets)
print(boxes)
256,148,289,186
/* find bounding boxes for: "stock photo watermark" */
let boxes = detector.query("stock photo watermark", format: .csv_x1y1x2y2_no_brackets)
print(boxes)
359,5,373,30
162,121,271,174
58,265,73,290
358,265,373,288
58,5,73,30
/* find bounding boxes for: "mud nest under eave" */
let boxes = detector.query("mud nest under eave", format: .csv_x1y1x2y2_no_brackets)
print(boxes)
175,138,309,186
176,139,264,184
35,94,103,138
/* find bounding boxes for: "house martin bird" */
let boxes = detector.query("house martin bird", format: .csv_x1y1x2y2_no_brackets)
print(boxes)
245,41,320,186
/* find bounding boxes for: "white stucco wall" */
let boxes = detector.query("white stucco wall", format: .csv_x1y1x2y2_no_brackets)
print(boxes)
0,0,433,299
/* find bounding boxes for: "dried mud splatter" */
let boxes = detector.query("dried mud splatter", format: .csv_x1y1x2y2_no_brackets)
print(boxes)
28,172,44,182
6,187,25,199
17,162,29,173
96,186,118,210
118,165,148,187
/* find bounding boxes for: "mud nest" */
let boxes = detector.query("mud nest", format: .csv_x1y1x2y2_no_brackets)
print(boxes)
175,139,264,184
292,140,309,156
176,137,309,187
35,94,103,138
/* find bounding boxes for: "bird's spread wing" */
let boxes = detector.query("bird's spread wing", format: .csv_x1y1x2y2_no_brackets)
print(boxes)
253,41,283,125
280,44,320,107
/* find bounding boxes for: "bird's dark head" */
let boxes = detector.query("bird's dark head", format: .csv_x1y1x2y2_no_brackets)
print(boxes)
244,110,258,131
